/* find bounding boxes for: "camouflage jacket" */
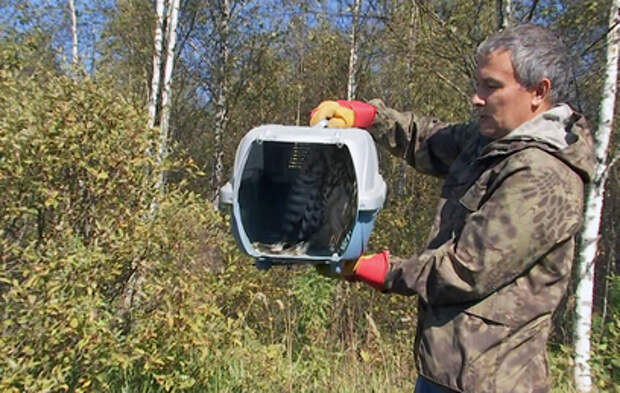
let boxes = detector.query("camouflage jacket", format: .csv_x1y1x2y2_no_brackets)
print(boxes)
366,99,595,393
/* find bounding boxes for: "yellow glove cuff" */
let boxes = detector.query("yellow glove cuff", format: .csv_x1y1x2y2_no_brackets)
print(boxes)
309,101,355,128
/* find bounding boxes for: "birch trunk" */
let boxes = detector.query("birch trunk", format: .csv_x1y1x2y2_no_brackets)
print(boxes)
573,1,619,391
68,0,78,66
211,0,230,199
496,0,511,30
157,0,181,167
347,0,360,101
124,0,176,325
147,0,165,129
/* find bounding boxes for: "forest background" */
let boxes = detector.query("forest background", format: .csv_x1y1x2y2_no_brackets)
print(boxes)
0,0,618,392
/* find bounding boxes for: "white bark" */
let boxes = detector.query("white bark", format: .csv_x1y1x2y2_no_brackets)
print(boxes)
126,0,171,324
347,0,360,101
147,0,165,129
503,0,512,27
496,0,511,30
212,0,230,198
68,0,78,66
573,1,619,392
158,0,180,153
150,0,180,197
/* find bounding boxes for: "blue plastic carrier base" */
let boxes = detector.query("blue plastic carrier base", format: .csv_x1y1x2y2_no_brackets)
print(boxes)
219,124,386,269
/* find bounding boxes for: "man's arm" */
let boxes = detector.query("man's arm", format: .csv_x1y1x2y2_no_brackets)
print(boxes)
367,99,479,177
383,149,584,305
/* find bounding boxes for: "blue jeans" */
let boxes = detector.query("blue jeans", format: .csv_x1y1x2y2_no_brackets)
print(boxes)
414,377,455,393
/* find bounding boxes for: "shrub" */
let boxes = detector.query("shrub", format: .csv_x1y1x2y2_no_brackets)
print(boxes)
590,274,620,392
0,42,230,391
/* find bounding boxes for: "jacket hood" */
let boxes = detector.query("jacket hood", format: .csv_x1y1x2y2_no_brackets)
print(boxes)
480,104,595,183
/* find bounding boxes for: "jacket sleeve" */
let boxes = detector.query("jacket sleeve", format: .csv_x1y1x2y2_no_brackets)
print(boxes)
367,98,478,177
383,149,585,305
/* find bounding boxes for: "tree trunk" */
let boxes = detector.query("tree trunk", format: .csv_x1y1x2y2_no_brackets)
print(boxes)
496,0,511,30
68,0,78,67
157,0,181,169
573,1,620,391
347,0,361,101
147,0,165,130
149,0,180,198
211,0,230,199
125,0,179,328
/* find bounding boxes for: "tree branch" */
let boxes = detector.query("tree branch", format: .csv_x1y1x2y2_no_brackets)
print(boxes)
432,70,470,101
581,19,620,57
525,0,539,23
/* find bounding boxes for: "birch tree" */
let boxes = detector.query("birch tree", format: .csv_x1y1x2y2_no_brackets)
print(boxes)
347,0,361,100
496,0,511,30
573,1,620,391
142,0,180,194
180,1,278,199
125,0,180,317
211,0,230,199
157,0,181,177
147,0,165,130
68,0,78,67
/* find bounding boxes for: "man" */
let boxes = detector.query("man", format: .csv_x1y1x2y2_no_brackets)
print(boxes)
310,24,595,393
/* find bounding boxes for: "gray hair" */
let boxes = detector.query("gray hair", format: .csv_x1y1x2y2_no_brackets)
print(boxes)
476,24,574,105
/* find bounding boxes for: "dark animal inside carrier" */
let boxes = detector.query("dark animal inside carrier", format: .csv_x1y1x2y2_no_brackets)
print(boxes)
219,125,386,268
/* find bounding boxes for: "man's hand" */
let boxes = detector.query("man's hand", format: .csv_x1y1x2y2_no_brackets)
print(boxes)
309,100,376,128
315,251,389,291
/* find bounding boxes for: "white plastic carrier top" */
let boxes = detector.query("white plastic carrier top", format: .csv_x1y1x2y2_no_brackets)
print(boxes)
220,124,386,269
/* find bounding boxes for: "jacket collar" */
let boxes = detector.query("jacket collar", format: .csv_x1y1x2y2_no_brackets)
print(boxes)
481,104,576,155
476,104,594,183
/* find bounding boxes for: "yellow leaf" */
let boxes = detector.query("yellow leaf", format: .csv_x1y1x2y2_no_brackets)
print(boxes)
23,345,34,356
70,318,78,329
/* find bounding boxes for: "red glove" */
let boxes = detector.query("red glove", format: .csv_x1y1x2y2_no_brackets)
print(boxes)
342,251,389,290
309,100,376,129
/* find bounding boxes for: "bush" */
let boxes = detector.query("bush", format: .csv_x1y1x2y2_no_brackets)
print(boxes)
590,274,620,392
0,42,231,391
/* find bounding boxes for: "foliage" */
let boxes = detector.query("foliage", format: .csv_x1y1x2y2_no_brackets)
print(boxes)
548,274,620,393
370,179,439,256
97,0,154,107
548,344,579,393
589,274,620,392
0,42,230,391
0,38,417,393
0,0,618,391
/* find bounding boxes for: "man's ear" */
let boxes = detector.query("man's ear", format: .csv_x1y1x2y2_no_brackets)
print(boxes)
532,78,551,106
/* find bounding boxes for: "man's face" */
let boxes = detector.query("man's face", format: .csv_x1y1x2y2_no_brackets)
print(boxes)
472,50,541,139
